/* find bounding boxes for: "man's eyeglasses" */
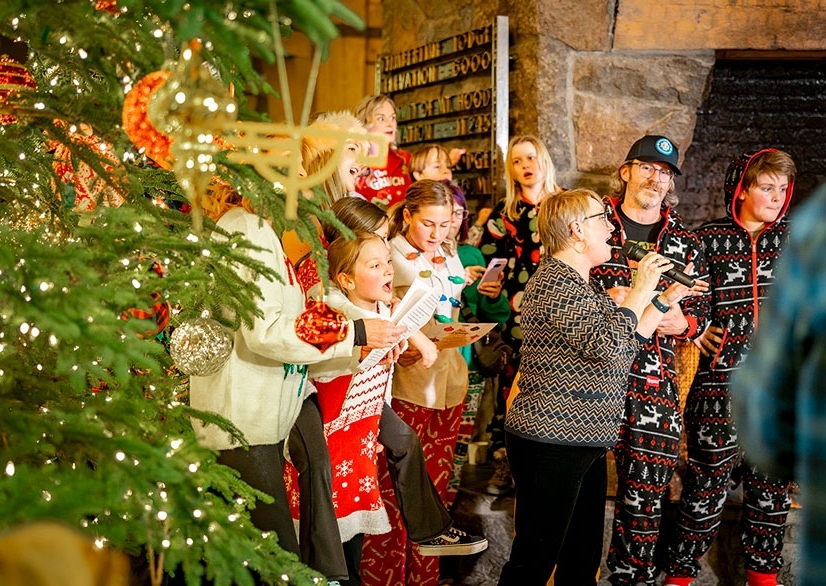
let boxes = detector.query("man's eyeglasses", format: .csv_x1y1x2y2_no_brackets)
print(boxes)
582,203,613,225
630,162,675,182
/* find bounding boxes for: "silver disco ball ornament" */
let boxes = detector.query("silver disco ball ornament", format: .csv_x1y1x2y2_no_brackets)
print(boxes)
170,316,233,376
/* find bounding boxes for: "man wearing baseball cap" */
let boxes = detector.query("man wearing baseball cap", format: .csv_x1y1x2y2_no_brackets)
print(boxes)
590,135,712,586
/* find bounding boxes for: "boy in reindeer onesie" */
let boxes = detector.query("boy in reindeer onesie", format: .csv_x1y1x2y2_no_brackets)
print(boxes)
663,149,797,586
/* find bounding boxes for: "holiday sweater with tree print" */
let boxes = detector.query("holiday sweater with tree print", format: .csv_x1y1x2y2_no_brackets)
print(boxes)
590,200,711,407
692,148,794,395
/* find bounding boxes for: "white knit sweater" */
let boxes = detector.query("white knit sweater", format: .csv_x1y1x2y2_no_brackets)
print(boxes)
189,208,357,450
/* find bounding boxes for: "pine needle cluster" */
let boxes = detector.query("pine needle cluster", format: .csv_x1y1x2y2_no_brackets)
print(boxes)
0,1,361,584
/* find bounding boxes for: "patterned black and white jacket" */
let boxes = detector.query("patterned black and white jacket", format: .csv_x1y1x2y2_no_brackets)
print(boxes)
505,257,643,447
694,148,794,392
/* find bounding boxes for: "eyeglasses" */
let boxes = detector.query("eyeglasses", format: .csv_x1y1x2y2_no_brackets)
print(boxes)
630,162,675,182
582,203,613,226
453,208,469,219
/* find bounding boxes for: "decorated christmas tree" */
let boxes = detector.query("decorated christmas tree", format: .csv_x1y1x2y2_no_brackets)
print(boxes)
0,1,365,584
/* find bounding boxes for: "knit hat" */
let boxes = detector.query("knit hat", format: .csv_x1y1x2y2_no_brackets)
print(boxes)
623,135,681,175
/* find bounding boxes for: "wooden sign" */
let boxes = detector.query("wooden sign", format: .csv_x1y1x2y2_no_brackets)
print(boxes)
377,17,509,211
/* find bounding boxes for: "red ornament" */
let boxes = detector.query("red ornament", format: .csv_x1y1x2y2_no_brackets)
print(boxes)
52,123,124,211
0,55,37,125
94,0,119,13
294,299,349,353
122,71,174,169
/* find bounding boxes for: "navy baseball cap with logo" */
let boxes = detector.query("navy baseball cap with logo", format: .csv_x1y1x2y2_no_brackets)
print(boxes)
623,135,682,175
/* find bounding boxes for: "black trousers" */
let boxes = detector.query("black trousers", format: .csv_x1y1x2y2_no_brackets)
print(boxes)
288,396,349,580
217,440,300,556
378,402,452,542
498,432,607,586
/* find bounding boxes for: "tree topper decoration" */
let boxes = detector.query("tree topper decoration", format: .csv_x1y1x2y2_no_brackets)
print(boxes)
145,6,389,230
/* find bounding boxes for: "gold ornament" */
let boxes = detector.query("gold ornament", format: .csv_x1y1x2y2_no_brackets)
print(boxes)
218,17,390,220
143,17,390,229
147,41,238,234
221,121,388,219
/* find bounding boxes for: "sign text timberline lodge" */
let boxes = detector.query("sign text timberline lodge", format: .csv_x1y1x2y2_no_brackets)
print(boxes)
381,26,493,72
379,26,493,93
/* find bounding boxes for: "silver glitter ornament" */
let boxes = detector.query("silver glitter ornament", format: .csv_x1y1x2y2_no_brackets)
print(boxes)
170,316,233,376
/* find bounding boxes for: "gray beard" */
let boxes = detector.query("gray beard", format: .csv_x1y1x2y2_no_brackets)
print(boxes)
633,184,665,210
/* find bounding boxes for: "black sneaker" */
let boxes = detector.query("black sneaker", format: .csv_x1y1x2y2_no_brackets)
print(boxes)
416,526,488,556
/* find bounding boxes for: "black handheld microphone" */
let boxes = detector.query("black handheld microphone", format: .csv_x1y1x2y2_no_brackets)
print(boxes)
620,241,696,287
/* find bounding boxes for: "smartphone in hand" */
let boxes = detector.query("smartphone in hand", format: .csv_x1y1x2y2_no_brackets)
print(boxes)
480,258,507,284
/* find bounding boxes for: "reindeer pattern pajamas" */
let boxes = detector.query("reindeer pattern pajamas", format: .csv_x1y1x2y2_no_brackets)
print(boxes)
591,199,711,585
665,149,795,579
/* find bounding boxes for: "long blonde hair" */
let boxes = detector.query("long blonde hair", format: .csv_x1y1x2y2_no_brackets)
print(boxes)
301,111,368,205
503,135,559,220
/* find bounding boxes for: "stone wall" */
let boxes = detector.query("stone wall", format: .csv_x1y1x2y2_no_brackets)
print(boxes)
380,0,826,202
679,60,826,227
614,0,826,52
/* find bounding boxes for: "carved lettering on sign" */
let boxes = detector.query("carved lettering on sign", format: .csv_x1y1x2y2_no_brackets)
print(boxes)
380,53,492,93
378,18,508,206
381,26,493,73
397,88,493,121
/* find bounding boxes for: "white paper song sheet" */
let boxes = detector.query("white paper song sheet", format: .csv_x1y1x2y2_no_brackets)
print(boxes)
357,280,441,370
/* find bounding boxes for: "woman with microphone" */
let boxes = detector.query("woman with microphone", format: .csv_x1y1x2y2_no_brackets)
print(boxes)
497,188,707,586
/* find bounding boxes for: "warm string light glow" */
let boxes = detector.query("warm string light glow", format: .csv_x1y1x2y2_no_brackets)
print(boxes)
1,5,360,586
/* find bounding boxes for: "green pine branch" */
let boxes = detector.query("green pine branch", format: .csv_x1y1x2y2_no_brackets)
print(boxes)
0,1,363,584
